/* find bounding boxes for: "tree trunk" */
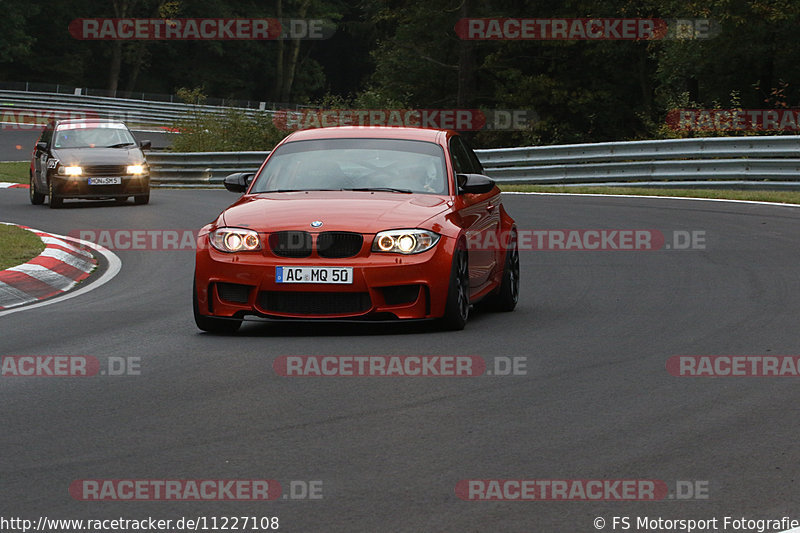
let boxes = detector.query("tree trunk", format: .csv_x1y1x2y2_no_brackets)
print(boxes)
274,0,284,102
107,0,130,95
279,0,311,102
456,0,476,107
123,42,148,97
108,44,122,95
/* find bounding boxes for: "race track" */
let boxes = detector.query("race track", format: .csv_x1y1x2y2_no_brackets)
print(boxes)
1,188,799,531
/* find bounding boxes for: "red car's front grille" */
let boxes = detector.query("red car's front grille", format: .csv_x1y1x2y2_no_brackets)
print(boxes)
269,231,313,258
268,231,363,258
258,291,371,315
317,232,363,258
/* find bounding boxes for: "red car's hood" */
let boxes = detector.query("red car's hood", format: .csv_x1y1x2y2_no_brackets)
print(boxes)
220,191,450,233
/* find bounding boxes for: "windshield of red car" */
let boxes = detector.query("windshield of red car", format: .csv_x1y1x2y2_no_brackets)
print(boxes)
250,138,448,194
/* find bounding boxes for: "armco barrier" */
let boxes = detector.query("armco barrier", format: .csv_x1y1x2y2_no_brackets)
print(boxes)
146,136,800,188
0,89,303,130
148,152,270,185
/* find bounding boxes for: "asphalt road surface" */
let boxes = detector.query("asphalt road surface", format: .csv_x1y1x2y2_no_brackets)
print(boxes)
1,188,799,532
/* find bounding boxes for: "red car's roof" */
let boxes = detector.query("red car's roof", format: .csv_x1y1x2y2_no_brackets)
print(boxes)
281,126,452,143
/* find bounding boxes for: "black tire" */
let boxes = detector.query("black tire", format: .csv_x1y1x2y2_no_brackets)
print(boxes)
441,245,470,330
134,193,149,205
48,179,62,209
193,280,241,334
486,236,519,312
29,173,44,205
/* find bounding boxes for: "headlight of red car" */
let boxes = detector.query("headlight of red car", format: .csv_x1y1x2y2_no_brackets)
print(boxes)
372,229,440,254
210,228,262,253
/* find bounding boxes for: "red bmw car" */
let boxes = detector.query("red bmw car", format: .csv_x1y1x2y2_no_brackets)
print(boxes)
193,126,518,333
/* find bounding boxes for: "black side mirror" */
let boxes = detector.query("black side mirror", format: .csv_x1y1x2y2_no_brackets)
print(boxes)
457,173,495,194
224,172,255,193
139,140,152,150
36,141,48,152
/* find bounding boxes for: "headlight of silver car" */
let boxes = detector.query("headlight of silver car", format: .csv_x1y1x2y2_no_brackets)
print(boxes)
58,165,83,176
372,229,440,254
126,164,148,175
210,228,262,253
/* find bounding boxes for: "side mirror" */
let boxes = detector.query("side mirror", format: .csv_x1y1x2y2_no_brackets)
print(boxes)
457,173,495,194
223,172,255,193
139,140,152,150
36,142,48,152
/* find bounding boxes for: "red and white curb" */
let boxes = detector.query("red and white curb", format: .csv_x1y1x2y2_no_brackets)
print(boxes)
0,223,112,312
0,182,29,189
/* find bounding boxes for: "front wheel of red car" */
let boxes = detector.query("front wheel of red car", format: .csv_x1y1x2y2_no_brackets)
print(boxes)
441,246,469,330
193,280,241,334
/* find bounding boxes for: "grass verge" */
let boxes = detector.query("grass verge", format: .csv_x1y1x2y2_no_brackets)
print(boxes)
499,185,800,205
0,162,28,184
0,224,45,270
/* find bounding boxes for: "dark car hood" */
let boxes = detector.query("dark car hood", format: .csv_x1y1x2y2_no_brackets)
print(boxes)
220,191,451,233
51,147,145,165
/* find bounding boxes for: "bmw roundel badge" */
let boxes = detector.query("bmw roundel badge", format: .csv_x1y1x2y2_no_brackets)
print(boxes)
310,220,323,228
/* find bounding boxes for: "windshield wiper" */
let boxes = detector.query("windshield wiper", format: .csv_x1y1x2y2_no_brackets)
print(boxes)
262,188,339,193
107,142,136,148
341,187,413,194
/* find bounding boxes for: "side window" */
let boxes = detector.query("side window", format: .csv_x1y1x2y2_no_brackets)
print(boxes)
462,138,484,174
39,126,53,147
449,136,476,174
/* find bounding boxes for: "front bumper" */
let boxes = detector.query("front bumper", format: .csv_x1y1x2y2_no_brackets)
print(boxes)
195,235,457,321
50,174,150,199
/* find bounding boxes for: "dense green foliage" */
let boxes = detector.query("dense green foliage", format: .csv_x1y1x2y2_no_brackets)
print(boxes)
169,88,288,151
2,0,799,147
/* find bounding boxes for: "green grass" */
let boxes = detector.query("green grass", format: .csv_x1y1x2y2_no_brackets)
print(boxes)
0,224,45,270
499,185,800,205
0,162,28,184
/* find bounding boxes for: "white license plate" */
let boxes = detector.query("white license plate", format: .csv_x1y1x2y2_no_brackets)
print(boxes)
88,177,121,185
276,266,353,284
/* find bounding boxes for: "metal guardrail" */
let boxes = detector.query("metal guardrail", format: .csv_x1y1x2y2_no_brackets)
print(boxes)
148,152,270,185
0,89,303,131
0,81,279,109
146,136,800,189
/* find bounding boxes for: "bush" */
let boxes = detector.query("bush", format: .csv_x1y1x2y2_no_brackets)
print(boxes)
169,88,289,152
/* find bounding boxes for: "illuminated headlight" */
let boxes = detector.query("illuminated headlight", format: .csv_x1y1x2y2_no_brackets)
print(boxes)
210,228,262,253
372,229,440,254
58,165,83,176
126,164,147,175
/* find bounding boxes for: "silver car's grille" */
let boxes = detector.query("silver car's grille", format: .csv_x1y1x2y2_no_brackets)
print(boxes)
83,165,128,176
